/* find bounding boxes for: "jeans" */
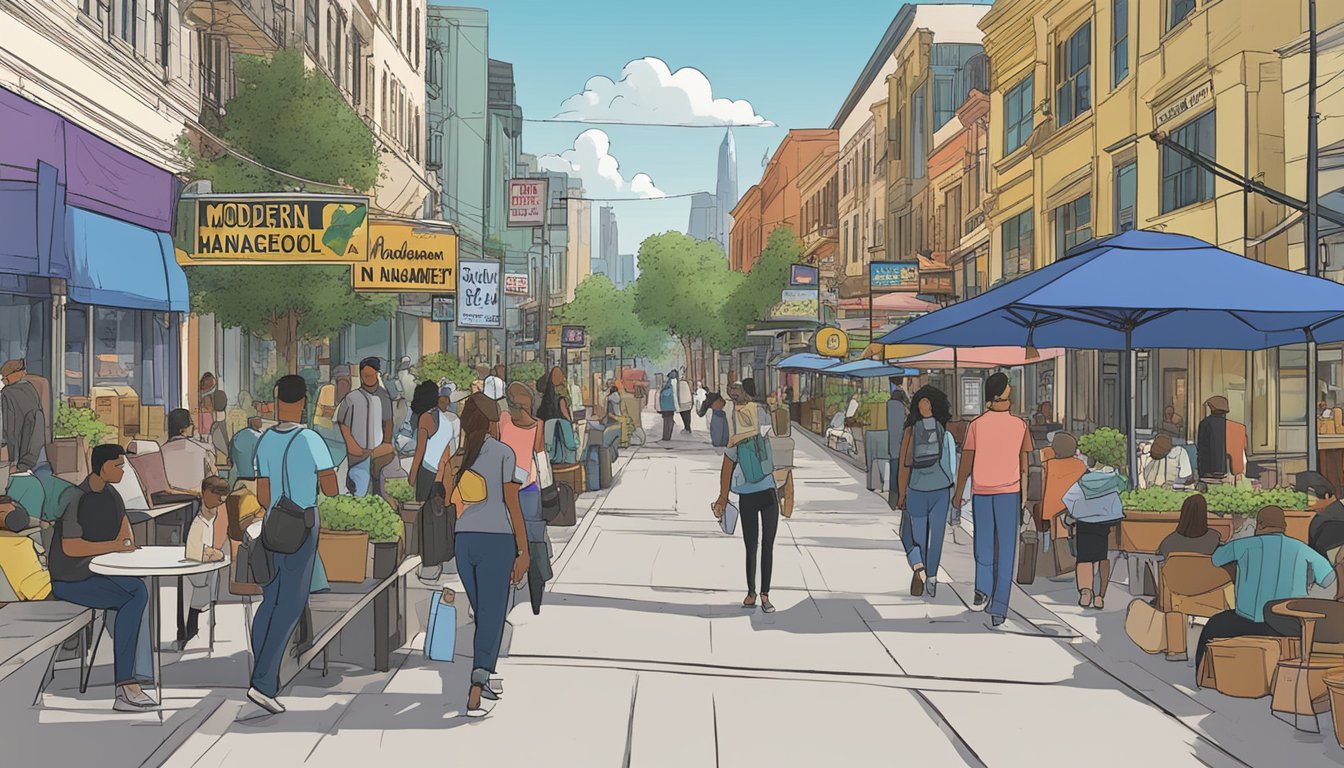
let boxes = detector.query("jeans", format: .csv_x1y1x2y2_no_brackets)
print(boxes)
250,518,320,698
661,413,675,441
456,532,515,684
972,492,1021,619
903,487,951,578
52,575,149,686
346,456,372,496
739,489,780,594
679,410,692,432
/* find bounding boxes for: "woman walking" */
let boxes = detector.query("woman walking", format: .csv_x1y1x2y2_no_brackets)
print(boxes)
409,381,462,581
712,379,780,613
450,393,529,717
500,383,552,615
896,386,959,598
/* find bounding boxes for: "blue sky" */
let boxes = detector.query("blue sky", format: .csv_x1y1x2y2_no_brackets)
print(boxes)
439,0,994,254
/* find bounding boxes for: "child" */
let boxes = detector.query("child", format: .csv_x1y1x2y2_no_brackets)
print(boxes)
179,477,228,649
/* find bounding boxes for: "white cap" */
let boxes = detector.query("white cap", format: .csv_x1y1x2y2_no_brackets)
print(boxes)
484,376,506,401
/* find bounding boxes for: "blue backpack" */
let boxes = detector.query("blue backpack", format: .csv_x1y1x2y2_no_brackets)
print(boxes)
736,434,775,485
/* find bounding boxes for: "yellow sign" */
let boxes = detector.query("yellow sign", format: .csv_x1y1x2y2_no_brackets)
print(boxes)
546,324,563,349
181,194,369,264
815,327,848,358
353,220,458,292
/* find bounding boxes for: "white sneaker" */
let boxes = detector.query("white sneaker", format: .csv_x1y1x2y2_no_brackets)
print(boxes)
113,687,158,711
247,687,286,714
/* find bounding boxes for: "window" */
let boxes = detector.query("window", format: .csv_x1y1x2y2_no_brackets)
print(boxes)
891,109,903,161
1279,346,1308,426
1004,76,1034,154
352,33,364,105
862,141,870,188
842,223,849,266
333,16,344,89
305,0,319,51
155,0,169,67
1161,110,1215,213
945,186,962,250
1112,0,1130,87
199,32,225,110
415,10,421,69
1002,209,1034,279
961,250,982,299
1115,161,1136,232
842,163,849,195
118,0,138,47
933,76,955,130
1055,22,1092,126
1055,195,1092,258
81,0,108,24
326,10,335,73
428,129,443,169
427,45,441,87
396,0,403,44
912,83,927,178
1169,0,1196,32
380,71,388,128
65,306,88,398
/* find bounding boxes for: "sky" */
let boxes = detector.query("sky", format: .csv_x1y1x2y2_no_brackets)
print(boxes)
437,0,995,255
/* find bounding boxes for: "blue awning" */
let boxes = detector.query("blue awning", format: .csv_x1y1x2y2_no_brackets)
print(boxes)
773,352,840,372
67,207,188,312
824,359,919,379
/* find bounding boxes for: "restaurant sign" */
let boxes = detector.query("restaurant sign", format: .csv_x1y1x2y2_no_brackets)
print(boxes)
179,193,370,264
918,266,955,296
353,220,458,292
870,261,919,292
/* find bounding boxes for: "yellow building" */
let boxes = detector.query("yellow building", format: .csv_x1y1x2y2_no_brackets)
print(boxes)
981,0,1327,458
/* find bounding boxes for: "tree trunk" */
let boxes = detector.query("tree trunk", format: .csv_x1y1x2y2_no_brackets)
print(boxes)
268,309,302,377
681,337,694,379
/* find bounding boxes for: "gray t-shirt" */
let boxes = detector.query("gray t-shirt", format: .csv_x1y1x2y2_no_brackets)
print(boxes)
335,386,394,450
50,479,126,582
455,436,519,535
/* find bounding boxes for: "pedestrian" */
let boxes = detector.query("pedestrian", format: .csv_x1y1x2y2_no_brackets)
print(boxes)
712,379,779,613
657,370,679,442
952,372,1032,627
0,359,48,473
395,356,417,422
699,392,729,448
694,381,708,416
538,367,571,423
335,357,395,496
450,393,529,718
886,381,909,509
500,383,551,615
408,381,460,504
1061,443,1128,609
484,365,507,403
247,375,339,715
228,415,265,487
674,371,695,433
1197,395,1248,483
198,372,229,459
896,385,958,598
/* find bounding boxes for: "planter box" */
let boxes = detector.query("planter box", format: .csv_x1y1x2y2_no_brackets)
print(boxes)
399,501,422,558
318,528,370,582
1120,509,1314,554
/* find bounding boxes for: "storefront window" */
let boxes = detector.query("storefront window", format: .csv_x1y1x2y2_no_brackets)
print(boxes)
93,307,138,389
0,292,49,381
1278,346,1308,426
65,306,88,398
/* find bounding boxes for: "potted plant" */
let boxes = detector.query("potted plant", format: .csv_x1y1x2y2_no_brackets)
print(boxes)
317,494,403,582
383,477,421,555
50,403,114,478
1119,484,1312,552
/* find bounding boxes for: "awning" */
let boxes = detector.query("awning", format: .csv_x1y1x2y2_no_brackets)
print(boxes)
824,359,919,379
837,293,940,312
67,207,188,312
857,343,939,360
892,346,1065,369
773,352,839,372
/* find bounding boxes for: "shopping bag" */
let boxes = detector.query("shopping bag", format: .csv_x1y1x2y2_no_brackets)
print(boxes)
718,500,739,535
425,588,457,662
1125,598,1167,655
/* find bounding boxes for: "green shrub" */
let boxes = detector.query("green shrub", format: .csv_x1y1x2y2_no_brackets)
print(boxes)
1079,427,1127,469
53,403,114,445
1121,485,1308,516
318,494,402,543
252,372,281,402
383,477,416,504
510,361,545,388
413,353,476,390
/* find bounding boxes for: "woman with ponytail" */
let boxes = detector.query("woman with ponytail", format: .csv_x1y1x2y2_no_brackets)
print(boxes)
451,393,529,718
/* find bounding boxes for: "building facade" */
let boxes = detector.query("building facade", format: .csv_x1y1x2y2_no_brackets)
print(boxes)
730,129,835,273
687,191,719,244
426,5,486,258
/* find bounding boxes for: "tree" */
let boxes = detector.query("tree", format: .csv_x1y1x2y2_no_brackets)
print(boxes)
556,274,667,360
632,232,740,380
182,50,388,373
719,226,803,348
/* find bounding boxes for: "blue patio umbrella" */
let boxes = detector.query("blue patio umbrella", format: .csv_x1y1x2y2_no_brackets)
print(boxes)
773,352,841,372
877,230,1344,480
824,359,919,379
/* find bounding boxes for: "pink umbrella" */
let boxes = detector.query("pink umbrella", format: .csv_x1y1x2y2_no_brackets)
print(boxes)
893,346,1064,369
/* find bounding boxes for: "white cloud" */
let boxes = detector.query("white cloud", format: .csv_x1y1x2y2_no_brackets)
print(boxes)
555,57,773,127
537,129,667,199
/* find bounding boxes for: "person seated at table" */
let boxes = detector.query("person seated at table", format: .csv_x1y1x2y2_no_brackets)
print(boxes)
161,408,217,498
1160,405,1185,437
1295,472,1344,564
1194,505,1335,677
48,444,156,711
1138,434,1195,489
1158,494,1222,558
0,496,50,600
178,477,228,649
825,405,854,454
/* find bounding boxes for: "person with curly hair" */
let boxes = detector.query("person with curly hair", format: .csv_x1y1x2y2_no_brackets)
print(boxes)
896,386,958,597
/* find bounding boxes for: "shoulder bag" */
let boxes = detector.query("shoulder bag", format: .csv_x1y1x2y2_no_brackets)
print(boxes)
260,429,316,555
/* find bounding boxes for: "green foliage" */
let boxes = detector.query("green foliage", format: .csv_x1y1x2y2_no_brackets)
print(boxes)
861,389,890,405
318,494,402,543
1079,428,1128,469
414,353,476,390
557,274,668,360
383,478,417,505
53,403,113,445
1121,485,1309,516
632,233,740,351
252,371,280,403
720,227,804,348
509,361,545,388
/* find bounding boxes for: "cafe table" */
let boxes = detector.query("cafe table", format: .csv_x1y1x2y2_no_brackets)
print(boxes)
90,546,230,697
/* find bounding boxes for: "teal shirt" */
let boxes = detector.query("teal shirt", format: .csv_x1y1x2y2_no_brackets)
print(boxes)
1212,533,1334,622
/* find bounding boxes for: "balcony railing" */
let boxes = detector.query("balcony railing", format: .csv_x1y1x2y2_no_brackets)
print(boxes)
182,0,281,55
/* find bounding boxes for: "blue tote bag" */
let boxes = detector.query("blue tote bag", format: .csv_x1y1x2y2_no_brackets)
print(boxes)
425,588,457,662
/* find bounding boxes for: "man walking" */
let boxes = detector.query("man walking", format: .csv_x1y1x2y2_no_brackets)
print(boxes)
248,375,339,715
1,359,48,472
886,381,909,509
336,357,394,496
952,372,1032,627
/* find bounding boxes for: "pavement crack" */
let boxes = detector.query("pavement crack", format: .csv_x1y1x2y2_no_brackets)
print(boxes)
712,693,721,768
621,673,640,768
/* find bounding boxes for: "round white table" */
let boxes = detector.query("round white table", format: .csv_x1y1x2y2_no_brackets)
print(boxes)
91,547,230,696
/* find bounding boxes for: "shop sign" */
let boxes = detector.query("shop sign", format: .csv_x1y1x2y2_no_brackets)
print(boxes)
814,327,847,358
1155,81,1214,130
431,295,455,323
504,272,530,295
870,261,919,293
961,376,983,416
789,264,819,286
605,347,621,358
769,288,819,321
183,193,369,263
456,260,502,328
507,179,548,227
352,220,457,292
561,325,587,348
546,324,563,348
919,266,955,296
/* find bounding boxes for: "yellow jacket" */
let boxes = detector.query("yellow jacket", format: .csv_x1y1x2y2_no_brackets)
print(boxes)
0,533,52,601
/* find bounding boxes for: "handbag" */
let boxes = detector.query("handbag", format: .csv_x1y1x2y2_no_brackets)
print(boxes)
541,481,577,526
235,532,275,586
260,429,316,555
418,491,456,568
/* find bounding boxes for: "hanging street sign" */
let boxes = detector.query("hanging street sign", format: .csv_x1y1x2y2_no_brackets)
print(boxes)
507,179,549,227
177,193,370,264
352,219,458,292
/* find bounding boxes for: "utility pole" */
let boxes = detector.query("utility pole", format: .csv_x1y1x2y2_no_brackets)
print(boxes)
1308,0,1320,471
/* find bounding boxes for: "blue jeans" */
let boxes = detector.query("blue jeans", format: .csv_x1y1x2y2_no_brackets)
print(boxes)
972,492,1021,619
52,575,149,686
903,487,951,578
250,518,320,697
346,456,372,496
455,532,515,686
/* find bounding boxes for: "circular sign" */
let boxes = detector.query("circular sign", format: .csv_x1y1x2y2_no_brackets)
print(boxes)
814,327,848,358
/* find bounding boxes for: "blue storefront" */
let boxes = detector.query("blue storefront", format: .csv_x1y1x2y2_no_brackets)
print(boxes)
0,85,188,428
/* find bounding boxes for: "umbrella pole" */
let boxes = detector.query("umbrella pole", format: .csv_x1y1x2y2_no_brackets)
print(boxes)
1127,329,1138,490
953,348,960,419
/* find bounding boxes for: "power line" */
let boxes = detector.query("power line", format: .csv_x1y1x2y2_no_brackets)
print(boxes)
525,117,776,129
558,191,711,202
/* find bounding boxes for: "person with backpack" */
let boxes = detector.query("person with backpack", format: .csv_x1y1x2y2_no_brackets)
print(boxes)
896,385,958,598
712,379,779,613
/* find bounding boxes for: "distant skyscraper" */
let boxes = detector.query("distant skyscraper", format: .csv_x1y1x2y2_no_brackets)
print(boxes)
716,128,739,262
687,192,718,243
599,206,619,267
